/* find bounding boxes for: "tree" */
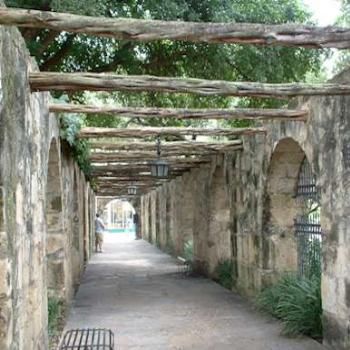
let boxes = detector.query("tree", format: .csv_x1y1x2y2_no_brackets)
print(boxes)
335,0,350,74
6,0,323,128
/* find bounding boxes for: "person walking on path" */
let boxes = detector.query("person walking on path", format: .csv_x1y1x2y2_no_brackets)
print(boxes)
95,213,105,252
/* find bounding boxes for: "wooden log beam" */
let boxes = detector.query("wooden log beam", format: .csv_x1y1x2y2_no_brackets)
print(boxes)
96,185,156,190
94,177,169,184
92,175,174,181
97,185,159,189
91,158,212,166
79,126,264,139
95,195,144,199
92,166,188,173
90,151,217,158
91,165,202,177
96,182,160,187
90,155,203,162
96,190,151,195
1,8,350,48
90,140,243,152
92,170,187,177
92,166,199,173
30,73,350,98
49,104,308,121
90,146,242,159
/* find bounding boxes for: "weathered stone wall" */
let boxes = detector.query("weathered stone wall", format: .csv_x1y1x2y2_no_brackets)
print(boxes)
0,23,95,350
141,75,350,349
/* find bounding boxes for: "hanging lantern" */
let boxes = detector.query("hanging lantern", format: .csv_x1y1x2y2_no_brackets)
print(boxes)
150,136,170,178
150,159,170,177
127,185,137,195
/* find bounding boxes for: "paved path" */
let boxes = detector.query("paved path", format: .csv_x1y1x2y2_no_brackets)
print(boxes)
65,234,324,350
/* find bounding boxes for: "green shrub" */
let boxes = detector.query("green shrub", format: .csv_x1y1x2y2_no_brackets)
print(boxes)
215,259,233,289
256,274,322,338
59,113,92,176
183,240,194,263
48,298,62,336
164,239,175,255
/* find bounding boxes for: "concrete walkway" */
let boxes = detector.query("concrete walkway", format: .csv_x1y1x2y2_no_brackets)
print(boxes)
65,234,324,350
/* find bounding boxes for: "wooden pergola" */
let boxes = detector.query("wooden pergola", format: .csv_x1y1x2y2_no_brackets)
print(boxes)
2,7,349,196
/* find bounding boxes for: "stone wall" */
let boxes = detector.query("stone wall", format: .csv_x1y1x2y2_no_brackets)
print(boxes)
0,23,95,350
141,76,350,349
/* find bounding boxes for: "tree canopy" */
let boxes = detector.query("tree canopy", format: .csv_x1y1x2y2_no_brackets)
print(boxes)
6,0,323,128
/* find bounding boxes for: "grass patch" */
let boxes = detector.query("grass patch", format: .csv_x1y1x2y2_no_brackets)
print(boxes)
215,259,233,289
256,274,322,338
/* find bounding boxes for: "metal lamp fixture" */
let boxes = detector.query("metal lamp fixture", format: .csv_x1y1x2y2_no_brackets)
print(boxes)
150,136,170,177
127,184,137,195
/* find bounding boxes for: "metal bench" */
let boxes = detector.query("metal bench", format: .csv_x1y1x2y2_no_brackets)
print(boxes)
59,328,114,350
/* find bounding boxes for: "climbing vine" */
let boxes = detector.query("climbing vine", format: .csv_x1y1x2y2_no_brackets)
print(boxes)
58,103,93,180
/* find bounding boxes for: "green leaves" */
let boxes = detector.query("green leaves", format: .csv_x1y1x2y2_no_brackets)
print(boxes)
215,259,234,289
59,113,92,176
6,0,324,128
256,274,322,338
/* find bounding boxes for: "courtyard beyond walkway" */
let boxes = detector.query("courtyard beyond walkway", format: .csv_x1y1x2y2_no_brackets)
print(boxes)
65,234,324,350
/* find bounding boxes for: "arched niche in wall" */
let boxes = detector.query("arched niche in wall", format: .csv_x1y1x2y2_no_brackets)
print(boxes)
207,164,232,276
45,138,65,300
263,138,307,283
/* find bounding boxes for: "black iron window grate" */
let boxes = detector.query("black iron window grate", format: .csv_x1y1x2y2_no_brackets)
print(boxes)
295,156,322,278
59,328,114,350
296,157,319,200
295,216,322,278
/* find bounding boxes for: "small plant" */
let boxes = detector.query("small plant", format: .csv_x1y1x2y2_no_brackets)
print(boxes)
183,240,194,263
182,239,194,272
48,298,62,336
59,113,92,176
165,239,175,255
256,274,322,338
215,259,233,289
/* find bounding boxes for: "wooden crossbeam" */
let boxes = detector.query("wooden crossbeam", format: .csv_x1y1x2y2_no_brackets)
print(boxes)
90,146,242,159
50,104,308,121
30,73,350,98
91,151,216,158
97,182,153,187
91,162,206,172
79,126,264,139
90,140,243,152
97,185,157,190
96,189,151,195
95,193,142,197
96,182,160,187
91,164,202,177
91,158,212,166
90,155,211,163
1,8,350,48
92,175,173,181
92,169,187,177
94,177,169,184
